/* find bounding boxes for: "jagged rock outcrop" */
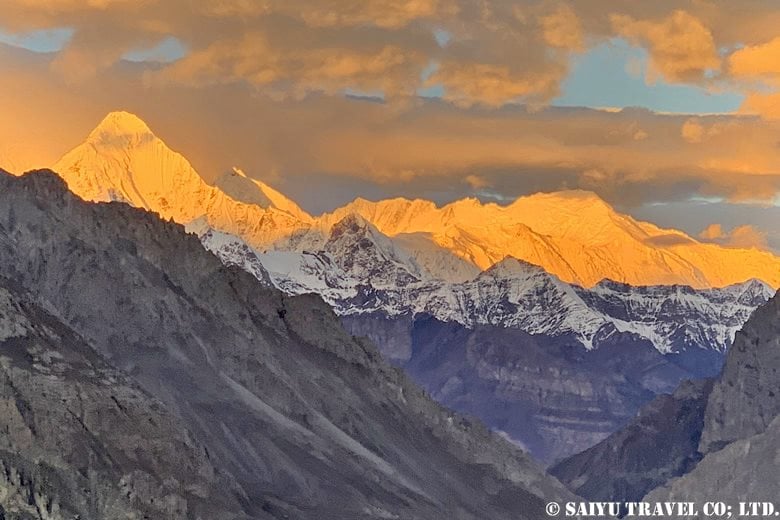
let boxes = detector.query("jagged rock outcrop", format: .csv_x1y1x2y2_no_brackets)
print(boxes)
699,292,780,453
645,416,780,507
550,289,780,506
550,379,712,502
0,278,249,519
643,292,780,505
0,169,576,519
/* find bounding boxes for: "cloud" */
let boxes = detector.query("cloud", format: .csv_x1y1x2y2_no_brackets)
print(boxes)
729,36,780,83
5,0,780,113
0,0,584,106
681,119,705,143
540,4,584,51
741,91,780,120
610,10,720,83
465,174,489,189
426,62,565,107
699,223,769,250
153,31,427,99
4,42,780,211
2,2,780,217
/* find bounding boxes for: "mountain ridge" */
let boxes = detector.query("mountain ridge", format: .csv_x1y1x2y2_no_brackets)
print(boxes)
0,167,577,519
50,111,780,290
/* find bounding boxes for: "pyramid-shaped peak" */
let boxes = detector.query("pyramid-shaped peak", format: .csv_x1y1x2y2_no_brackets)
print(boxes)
484,256,548,278
332,212,372,232
88,111,154,141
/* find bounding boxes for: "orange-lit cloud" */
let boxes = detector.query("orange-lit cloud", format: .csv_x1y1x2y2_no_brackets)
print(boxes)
741,92,780,120
154,32,427,99
540,4,584,51
610,10,720,83
3,43,780,210
5,0,780,113
699,224,769,250
729,36,780,83
1,1,780,217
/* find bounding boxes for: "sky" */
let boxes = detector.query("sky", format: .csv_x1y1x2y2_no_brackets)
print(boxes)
1,1,780,251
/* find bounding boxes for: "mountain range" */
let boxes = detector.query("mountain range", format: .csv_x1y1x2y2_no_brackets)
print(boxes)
53,111,780,290
3,109,779,516
0,168,577,519
552,284,780,507
45,111,779,463
49,111,778,358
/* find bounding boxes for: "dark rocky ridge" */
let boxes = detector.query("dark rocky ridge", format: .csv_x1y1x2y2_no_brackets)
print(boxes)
0,169,575,519
550,288,780,506
549,379,712,503
699,291,780,452
646,291,780,504
0,277,250,519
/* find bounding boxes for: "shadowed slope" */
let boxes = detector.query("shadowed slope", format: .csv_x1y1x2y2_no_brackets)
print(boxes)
0,169,575,519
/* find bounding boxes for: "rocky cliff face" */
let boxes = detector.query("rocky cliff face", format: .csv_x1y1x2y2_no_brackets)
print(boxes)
644,292,780,506
0,169,575,519
699,292,780,453
550,288,780,506
550,379,712,503
644,416,780,507
0,278,249,519
343,313,717,465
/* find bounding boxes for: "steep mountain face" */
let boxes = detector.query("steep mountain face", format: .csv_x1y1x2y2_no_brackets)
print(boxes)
317,192,780,289
53,112,311,248
699,291,780,452
550,379,713,503
644,292,780,504
0,169,576,519
551,291,780,505
259,240,772,357
52,112,780,290
0,278,249,520
342,313,718,465
186,216,274,287
644,416,780,505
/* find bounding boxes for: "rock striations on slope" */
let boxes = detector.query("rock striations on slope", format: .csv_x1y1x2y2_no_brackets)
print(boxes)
552,289,780,507
0,277,250,519
0,168,576,519
549,379,713,502
644,292,780,505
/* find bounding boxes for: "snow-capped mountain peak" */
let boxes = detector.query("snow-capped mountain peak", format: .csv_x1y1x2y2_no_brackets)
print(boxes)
482,256,549,279
53,111,780,292
324,213,424,288
53,111,312,248
87,111,154,142
215,167,313,223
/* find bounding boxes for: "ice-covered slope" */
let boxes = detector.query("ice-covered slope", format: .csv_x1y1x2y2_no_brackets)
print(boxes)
53,111,311,247
318,192,780,288
52,111,780,290
186,216,274,287
248,222,773,354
